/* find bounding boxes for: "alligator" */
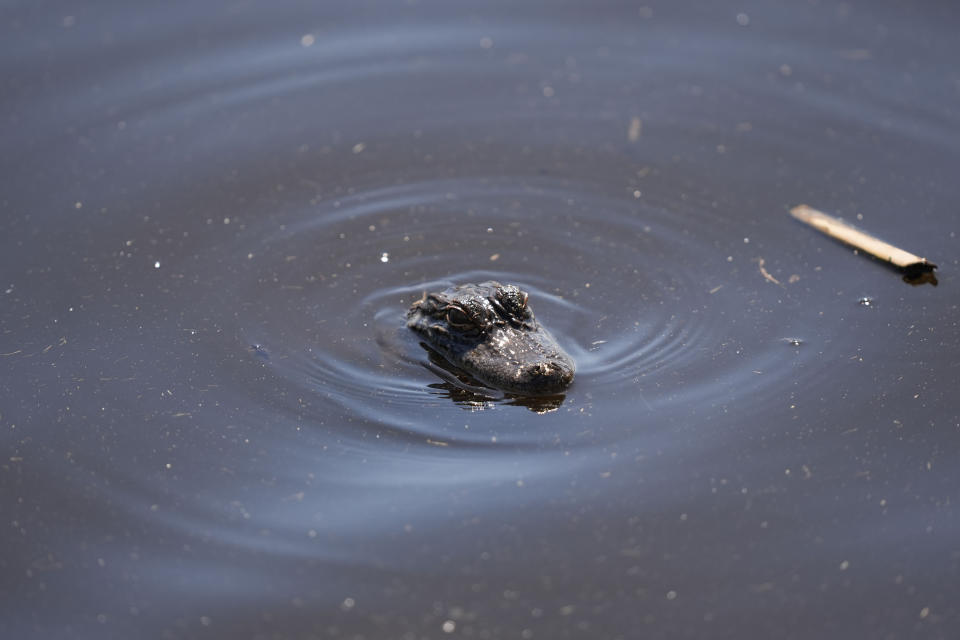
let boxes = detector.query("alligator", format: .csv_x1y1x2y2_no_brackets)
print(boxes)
407,281,575,396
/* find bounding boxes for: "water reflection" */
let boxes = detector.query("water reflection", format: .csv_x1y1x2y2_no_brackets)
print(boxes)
903,266,938,286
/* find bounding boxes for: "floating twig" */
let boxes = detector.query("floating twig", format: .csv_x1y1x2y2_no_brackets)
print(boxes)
790,205,936,276
756,257,783,286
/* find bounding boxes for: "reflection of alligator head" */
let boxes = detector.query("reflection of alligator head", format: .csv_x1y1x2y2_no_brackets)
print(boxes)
407,281,575,396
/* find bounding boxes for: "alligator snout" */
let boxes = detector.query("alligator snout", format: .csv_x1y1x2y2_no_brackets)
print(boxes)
519,359,575,395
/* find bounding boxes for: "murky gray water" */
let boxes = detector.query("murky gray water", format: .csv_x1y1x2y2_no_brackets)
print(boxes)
3,1,959,638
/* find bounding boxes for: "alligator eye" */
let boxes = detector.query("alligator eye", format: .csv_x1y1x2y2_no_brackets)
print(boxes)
446,306,474,329
495,285,530,320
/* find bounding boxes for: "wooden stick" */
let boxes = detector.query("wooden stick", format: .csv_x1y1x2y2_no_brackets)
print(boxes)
790,204,936,272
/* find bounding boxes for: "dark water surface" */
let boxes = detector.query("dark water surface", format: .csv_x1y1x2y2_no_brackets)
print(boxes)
3,1,959,638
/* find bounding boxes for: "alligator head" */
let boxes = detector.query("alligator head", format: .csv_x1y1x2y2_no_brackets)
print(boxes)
406,281,575,396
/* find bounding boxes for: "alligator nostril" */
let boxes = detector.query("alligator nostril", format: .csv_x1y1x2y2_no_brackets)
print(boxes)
529,361,569,380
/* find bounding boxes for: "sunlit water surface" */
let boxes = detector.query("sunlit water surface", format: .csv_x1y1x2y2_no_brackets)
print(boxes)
2,1,959,638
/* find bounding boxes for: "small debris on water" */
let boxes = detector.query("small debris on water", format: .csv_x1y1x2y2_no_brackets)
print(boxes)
858,296,874,307
756,257,782,286
628,117,642,142
839,49,873,61
783,338,804,347
380,252,389,263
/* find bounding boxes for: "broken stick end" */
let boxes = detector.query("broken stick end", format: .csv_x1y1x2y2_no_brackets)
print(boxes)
903,258,937,273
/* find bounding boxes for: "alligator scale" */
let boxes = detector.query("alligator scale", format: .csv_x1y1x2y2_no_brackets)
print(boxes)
407,281,575,395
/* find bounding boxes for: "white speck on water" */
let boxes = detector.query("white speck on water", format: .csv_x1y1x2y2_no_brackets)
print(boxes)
74,201,83,209
352,142,366,153
486,227,494,233
200,616,212,627
380,252,389,263
542,85,555,97
300,34,315,47
666,590,678,600
633,190,642,198
442,620,456,633
223,217,230,224
154,261,161,269
858,296,874,307
736,13,750,26
341,597,356,611
743,237,750,244
839,560,850,570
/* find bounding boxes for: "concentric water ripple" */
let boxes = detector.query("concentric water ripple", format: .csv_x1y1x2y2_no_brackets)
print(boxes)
206,176,831,450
